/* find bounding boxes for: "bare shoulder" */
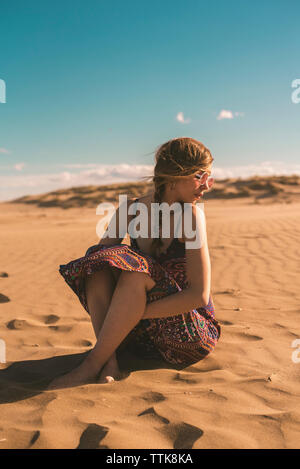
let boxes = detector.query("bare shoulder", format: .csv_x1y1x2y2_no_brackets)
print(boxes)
98,196,137,245
126,193,153,224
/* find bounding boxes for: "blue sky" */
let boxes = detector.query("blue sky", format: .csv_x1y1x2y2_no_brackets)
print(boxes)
1,0,300,200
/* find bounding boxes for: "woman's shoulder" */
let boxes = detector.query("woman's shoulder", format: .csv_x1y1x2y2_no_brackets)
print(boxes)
126,193,153,227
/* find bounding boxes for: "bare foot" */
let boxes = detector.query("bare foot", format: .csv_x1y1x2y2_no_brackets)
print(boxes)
47,357,100,390
98,354,122,384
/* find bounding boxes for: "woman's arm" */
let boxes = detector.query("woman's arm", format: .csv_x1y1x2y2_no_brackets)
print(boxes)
143,288,209,319
143,204,211,319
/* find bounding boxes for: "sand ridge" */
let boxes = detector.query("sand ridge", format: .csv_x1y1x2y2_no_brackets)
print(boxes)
7,174,300,208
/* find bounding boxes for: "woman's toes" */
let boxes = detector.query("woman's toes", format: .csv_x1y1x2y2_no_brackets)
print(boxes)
97,361,121,383
105,376,115,383
98,374,115,384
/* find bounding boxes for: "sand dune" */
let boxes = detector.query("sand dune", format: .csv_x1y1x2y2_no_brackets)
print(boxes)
7,175,300,209
0,183,300,449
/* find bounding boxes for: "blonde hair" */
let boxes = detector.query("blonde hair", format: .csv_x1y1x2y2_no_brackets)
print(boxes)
141,137,214,257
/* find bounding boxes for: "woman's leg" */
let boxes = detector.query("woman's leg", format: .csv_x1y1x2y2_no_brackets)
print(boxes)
85,265,121,337
85,266,122,382
48,270,156,389
89,271,156,379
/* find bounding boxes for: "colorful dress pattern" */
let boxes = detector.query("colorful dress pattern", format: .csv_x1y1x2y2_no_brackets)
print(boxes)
58,205,221,367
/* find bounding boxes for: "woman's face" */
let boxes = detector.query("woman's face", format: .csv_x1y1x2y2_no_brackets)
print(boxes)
174,169,213,203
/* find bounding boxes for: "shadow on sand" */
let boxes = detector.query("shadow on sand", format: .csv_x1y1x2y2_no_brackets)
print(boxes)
0,348,187,405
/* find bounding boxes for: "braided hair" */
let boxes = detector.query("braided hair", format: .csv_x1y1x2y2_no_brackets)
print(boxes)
150,176,167,257
140,137,214,258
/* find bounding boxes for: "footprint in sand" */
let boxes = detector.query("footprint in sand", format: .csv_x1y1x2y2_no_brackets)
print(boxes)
140,391,166,403
137,406,203,449
0,294,10,303
218,320,234,326
77,424,109,449
48,325,73,332
0,272,8,278
29,431,40,448
44,314,60,325
162,422,204,449
0,429,40,449
6,319,28,330
215,288,241,296
75,339,93,347
173,372,197,384
138,407,170,424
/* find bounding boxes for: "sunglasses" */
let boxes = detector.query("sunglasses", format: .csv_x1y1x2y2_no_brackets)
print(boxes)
195,171,214,189
195,171,209,183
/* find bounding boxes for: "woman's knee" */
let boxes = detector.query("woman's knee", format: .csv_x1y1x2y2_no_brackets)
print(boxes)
110,266,122,283
118,270,156,291
85,266,115,295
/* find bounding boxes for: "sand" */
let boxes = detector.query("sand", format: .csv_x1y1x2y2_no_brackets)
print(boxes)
0,193,300,449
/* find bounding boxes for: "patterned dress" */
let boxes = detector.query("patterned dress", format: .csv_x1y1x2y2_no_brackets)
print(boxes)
58,203,221,367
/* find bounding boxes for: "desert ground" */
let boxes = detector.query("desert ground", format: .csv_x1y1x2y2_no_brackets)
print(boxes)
0,177,300,449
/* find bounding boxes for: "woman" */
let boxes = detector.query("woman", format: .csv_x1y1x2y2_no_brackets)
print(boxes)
48,137,221,390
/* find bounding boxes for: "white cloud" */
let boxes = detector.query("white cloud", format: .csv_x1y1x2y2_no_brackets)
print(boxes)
0,148,10,154
1,161,300,202
217,110,234,120
176,112,191,124
59,163,99,169
0,164,154,201
14,162,25,171
212,161,300,179
217,110,245,120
